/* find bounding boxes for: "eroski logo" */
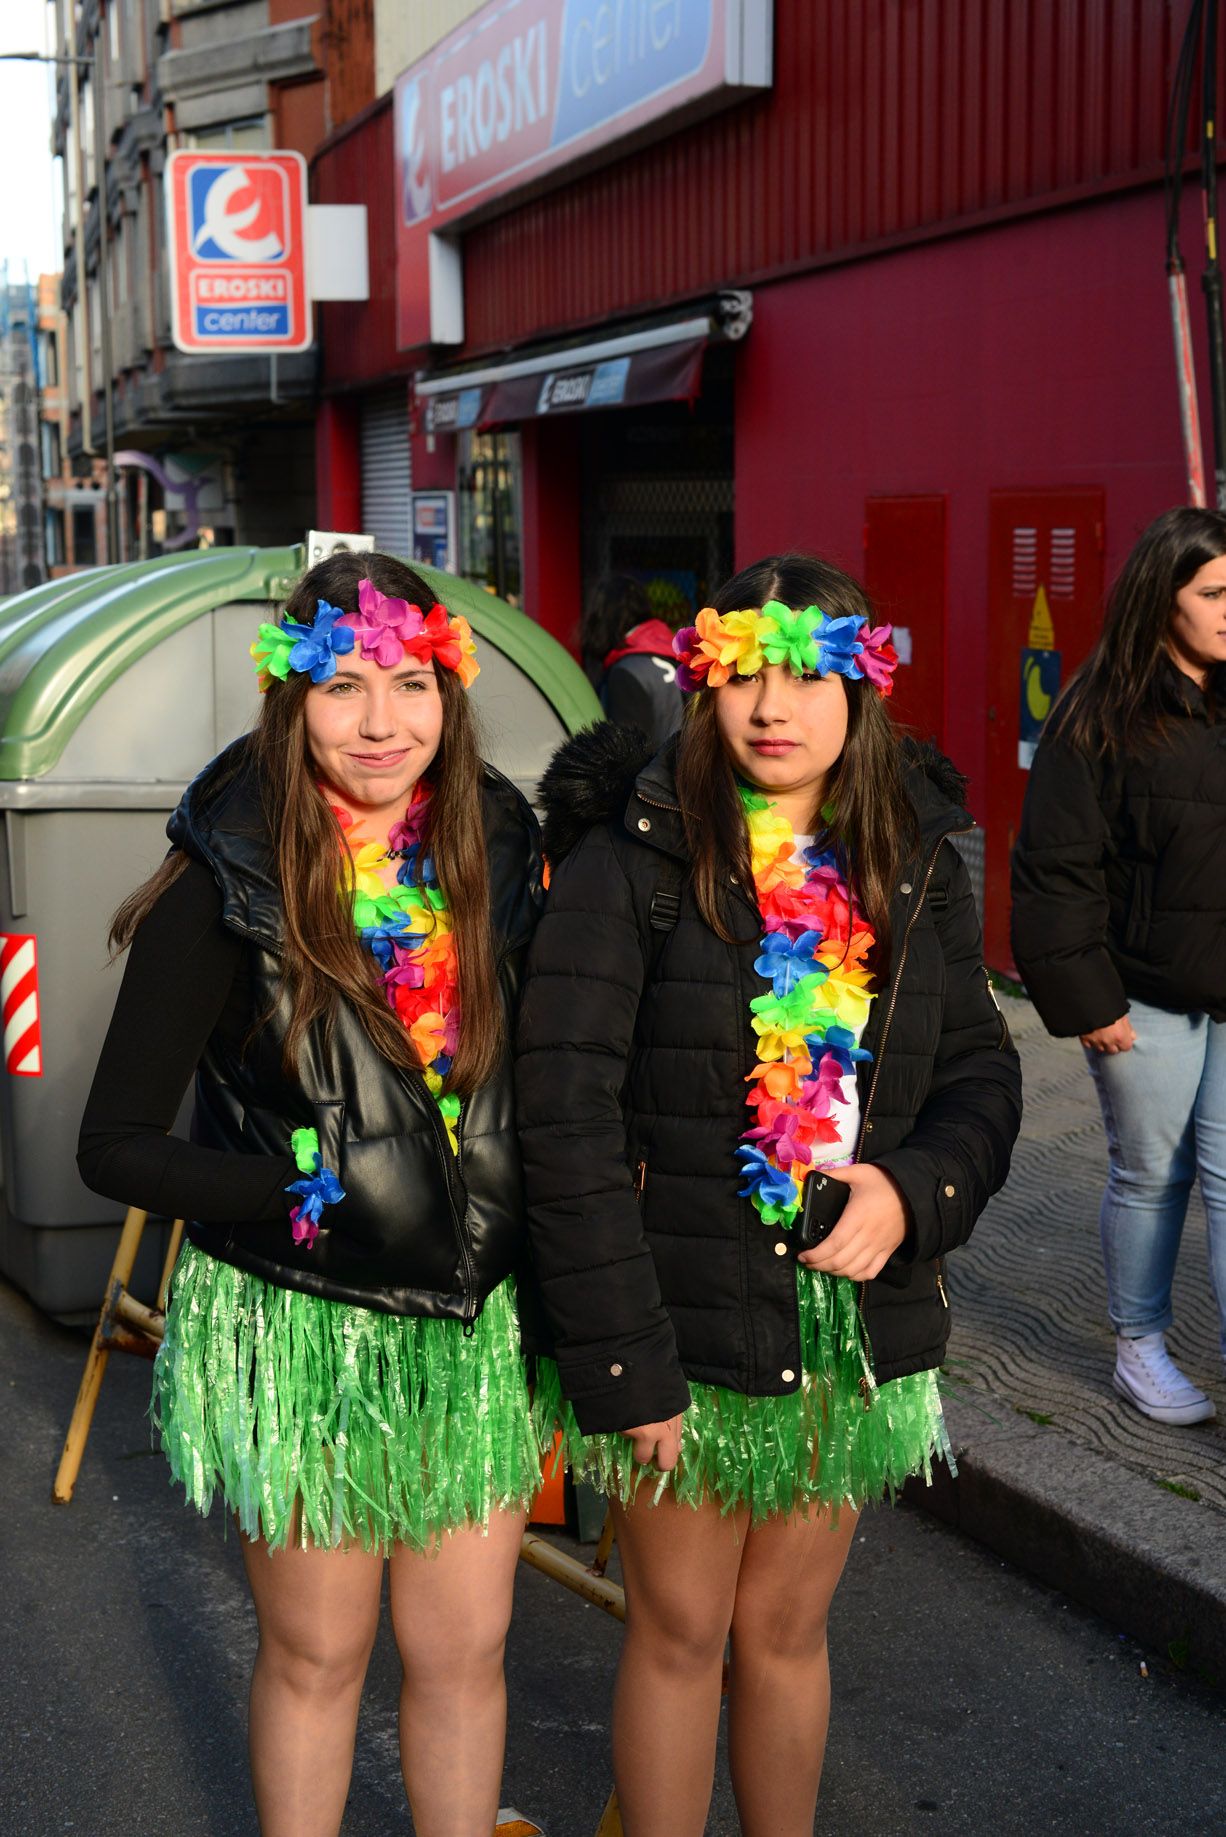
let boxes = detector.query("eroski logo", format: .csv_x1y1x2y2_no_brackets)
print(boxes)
399,76,431,224
189,164,290,262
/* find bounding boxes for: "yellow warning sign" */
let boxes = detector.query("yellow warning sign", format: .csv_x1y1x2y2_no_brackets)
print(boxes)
1027,584,1056,649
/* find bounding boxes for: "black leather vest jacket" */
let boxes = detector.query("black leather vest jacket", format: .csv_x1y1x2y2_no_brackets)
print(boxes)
168,738,543,1321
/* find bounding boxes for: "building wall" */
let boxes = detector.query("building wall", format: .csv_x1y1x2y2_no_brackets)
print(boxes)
734,183,1190,810
460,0,1193,357
373,0,485,97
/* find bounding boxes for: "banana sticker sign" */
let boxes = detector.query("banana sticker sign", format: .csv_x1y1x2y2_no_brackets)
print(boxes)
166,151,312,354
1019,585,1061,769
395,0,772,348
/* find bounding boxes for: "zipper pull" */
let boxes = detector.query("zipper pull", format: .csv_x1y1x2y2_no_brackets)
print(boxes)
936,1270,949,1309
633,1159,647,1200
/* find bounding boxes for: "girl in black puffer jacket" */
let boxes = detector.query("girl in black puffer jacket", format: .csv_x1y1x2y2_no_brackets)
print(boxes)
517,553,1021,1837
78,552,546,1837
1012,506,1226,1430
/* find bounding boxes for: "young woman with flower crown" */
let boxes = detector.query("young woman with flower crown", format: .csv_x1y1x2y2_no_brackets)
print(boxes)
77,552,546,1837
517,553,1022,1837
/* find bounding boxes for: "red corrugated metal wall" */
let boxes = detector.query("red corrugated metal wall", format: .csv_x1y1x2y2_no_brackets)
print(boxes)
312,96,407,390
459,0,1191,354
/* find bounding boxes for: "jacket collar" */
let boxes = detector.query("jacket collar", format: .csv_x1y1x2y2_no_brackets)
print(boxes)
168,736,540,955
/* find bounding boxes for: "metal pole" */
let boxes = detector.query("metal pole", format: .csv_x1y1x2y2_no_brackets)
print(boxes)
92,36,118,561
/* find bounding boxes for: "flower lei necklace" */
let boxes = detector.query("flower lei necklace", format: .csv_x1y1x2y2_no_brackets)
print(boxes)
735,788,878,1227
285,780,460,1247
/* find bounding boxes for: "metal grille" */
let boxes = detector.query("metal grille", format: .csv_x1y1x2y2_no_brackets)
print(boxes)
360,389,412,556
1049,526,1076,598
1011,527,1038,599
581,394,734,620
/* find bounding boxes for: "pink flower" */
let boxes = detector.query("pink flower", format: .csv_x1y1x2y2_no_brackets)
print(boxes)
856,622,899,695
344,578,426,667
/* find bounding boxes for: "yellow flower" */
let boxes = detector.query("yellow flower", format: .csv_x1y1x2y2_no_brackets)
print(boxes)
350,840,388,900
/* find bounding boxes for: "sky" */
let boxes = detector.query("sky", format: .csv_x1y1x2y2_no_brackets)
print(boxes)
0,0,64,282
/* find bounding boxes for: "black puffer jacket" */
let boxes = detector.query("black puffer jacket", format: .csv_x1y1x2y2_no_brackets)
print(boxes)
1011,663,1226,1033
168,737,543,1320
515,727,1022,1434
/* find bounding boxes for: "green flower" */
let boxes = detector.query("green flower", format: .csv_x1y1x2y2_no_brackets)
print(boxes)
289,1126,321,1174
758,600,821,676
250,621,296,683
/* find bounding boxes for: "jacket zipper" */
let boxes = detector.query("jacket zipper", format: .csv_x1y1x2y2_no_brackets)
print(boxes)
853,823,973,1369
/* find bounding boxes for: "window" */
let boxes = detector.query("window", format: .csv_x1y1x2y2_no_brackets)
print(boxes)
41,421,61,479
182,118,269,151
72,504,97,566
42,330,58,386
458,431,522,606
45,507,65,568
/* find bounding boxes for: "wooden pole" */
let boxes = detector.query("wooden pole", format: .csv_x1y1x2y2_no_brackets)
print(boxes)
52,1206,149,1503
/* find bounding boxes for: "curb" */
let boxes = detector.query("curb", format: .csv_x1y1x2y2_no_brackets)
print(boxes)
904,1393,1226,1681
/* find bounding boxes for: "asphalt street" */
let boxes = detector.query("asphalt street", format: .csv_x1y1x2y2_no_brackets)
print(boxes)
2,1274,1223,1837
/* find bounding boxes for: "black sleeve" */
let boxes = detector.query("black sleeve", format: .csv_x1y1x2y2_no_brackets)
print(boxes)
515,825,691,1435
1010,733,1128,1035
77,857,297,1223
603,658,681,751
873,843,1024,1264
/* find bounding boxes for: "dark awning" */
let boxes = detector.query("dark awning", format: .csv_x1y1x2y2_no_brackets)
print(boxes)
416,317,715,435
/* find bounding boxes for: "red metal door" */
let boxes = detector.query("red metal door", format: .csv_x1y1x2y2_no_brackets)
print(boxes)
864,494,948,748
984,488,1105,973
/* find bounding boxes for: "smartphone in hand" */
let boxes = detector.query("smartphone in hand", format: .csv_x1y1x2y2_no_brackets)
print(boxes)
796,1170,851,1249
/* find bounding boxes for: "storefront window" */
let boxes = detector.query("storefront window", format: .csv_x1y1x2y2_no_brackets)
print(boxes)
458,430,521,606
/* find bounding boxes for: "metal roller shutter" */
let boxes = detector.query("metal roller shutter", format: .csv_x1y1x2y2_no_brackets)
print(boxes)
360,390,412,556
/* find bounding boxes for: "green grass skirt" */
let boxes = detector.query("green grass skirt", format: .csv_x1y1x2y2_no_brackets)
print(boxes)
153,1245,545,1553
533,1268,952,1522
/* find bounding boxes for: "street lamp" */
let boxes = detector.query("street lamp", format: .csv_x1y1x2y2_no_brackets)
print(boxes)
1,44,119,564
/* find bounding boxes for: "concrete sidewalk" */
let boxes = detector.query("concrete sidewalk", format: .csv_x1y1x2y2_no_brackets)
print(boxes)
908,994,1226,1681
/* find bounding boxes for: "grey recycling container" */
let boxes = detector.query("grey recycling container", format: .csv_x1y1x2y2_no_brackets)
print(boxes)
0,545,600,1318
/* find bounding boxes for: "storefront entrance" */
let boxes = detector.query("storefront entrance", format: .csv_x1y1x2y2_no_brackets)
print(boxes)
579,349,734,625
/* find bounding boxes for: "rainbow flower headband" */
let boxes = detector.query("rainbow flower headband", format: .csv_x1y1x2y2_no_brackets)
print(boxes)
672,601,897,695
251,578,480,691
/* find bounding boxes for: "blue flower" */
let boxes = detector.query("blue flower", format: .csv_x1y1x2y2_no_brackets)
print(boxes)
361,915,429,969
818,1026,874,1078
735,1143,798,1210
754,928,826,997
285,599,357,684
812,613,865,681
285,1158,345,1246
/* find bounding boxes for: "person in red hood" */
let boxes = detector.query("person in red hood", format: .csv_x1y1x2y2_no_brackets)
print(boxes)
582,574,683,749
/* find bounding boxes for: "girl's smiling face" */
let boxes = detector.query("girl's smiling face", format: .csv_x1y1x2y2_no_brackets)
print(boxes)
714,661,850,829
304,648,444,830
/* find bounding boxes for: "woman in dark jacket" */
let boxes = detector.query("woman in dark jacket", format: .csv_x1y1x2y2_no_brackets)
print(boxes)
78,553,545,1837
518,554,1021,1837
1012,506,1226,1429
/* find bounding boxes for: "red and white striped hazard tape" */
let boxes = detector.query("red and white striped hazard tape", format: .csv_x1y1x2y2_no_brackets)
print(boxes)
1,933,43,1077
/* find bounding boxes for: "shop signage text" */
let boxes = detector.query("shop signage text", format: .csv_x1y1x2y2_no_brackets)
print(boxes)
165,150,312,354
395,0,772,348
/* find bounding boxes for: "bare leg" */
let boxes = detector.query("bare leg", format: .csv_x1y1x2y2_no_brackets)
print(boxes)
388,1508,526,1837
240,1533,384,1837
608,1490,749,1837
726,1503,858,1837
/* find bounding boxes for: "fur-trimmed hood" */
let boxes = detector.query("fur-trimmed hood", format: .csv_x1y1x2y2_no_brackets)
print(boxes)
537,722,972,865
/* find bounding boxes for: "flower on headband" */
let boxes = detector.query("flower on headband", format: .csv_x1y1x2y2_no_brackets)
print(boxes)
758,601,821,675
855,623,899,694
347,577,425,666
811,613,866,680
673,607,761,690
400,604,481,686
250,600,356,688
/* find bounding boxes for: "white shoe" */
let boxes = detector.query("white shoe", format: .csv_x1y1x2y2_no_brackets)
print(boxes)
1113,1333,1217,1426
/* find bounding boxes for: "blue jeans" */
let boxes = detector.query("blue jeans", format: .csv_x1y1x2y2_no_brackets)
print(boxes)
1086,998,1226,1355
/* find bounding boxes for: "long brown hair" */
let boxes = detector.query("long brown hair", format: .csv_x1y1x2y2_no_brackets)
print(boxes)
1051,505,1226,758
110,551,502,1097
674,553,915,964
